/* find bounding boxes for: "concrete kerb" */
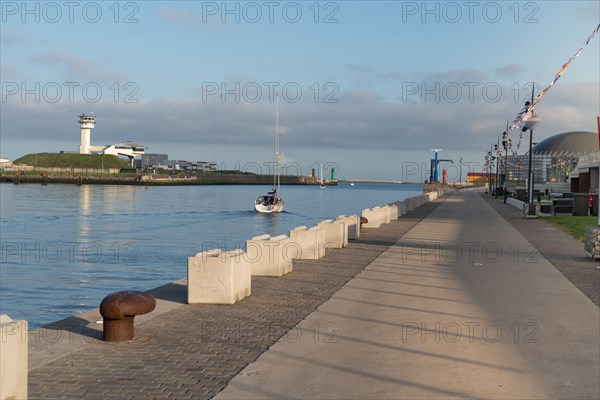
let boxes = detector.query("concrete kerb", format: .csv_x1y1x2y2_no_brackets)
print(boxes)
506,197,525,210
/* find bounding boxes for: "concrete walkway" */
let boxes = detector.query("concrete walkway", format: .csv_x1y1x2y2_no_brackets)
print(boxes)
482,194,600,306
215,191,600,399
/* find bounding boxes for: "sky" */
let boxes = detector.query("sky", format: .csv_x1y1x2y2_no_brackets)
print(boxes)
1,0,599,181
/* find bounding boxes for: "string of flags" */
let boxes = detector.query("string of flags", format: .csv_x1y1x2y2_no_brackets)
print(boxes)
510,22,600,135
512,131,524,156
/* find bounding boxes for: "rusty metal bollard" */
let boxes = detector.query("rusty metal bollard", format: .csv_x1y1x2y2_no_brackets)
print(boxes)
99,291,156,342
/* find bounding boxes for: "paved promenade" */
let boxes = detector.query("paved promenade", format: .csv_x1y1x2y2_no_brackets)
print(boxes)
482,195,599,306
216,191,599,399
28,191,599,399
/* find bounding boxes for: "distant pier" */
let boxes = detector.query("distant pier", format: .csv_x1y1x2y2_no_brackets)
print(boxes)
339,179,414,184
0,171,321,186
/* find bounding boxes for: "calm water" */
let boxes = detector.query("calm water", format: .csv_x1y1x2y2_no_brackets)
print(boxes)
0,182,422,327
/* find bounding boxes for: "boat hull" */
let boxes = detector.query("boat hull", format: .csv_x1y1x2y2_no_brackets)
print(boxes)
254,203,284,213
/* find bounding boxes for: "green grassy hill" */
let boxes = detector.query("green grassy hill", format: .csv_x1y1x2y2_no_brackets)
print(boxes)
13,153,128,169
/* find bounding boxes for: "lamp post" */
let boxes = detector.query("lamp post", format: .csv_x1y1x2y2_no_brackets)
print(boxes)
502,131,511,203
522,86,542,214
486,149,492,194
494,142,500,198
490,151,493,195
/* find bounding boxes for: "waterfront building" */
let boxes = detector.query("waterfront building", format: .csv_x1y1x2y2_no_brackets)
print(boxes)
138,154,169,169
498,131,598,195
78,113,146,166
156,160,218,172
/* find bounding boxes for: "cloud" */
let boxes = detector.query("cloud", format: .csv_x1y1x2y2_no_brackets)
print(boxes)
408,69,489,84
0,64,19,79
1,81,597,161
0,28,32,46
159,5,225,30
495,64,526,79
159,6,200,24
347,64,489,84
575,2,600,19
29,50,127,83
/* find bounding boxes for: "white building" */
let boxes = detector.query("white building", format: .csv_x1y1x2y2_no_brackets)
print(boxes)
78,113,145,165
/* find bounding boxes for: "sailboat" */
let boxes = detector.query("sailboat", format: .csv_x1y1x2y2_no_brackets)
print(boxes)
255,98,284,213
319,164,326,189
350,165,355,186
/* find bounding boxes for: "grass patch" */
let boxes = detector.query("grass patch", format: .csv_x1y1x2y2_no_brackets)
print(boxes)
13,153,127,169
539,216,597,241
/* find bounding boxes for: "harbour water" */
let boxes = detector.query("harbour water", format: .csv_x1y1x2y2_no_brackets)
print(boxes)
0,182,422,327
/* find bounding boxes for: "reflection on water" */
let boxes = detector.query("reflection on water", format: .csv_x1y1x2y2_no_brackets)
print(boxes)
78,185,91,241
0,182,422,326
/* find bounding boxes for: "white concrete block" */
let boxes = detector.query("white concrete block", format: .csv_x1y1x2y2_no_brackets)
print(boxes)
427,191,438,201
405,198,415,211
387,204,399,220
246,234,293,277
289,225,325,260
337,214,360,240
318,219,347,250
0,315,28,400
394,201,407,215
381,205,392,223
187,248,251,304
361,208,382,228
373,206,387,225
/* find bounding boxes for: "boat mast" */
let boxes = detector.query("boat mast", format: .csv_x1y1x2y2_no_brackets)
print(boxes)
320,163,323,185
275,95,281,194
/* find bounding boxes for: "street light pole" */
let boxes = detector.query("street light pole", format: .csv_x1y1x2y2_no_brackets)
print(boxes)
526,86,535,205
522,85,542,215
494,139,500,198
486,148,492,194
502,130,510,203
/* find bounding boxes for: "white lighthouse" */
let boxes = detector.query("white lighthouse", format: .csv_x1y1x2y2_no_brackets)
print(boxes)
78,113,96,154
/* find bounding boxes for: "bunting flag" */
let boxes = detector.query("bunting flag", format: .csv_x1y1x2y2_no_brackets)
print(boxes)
510,23,600,131
512,131,524,156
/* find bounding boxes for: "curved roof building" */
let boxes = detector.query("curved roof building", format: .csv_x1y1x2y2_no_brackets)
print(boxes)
532,131,598,155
